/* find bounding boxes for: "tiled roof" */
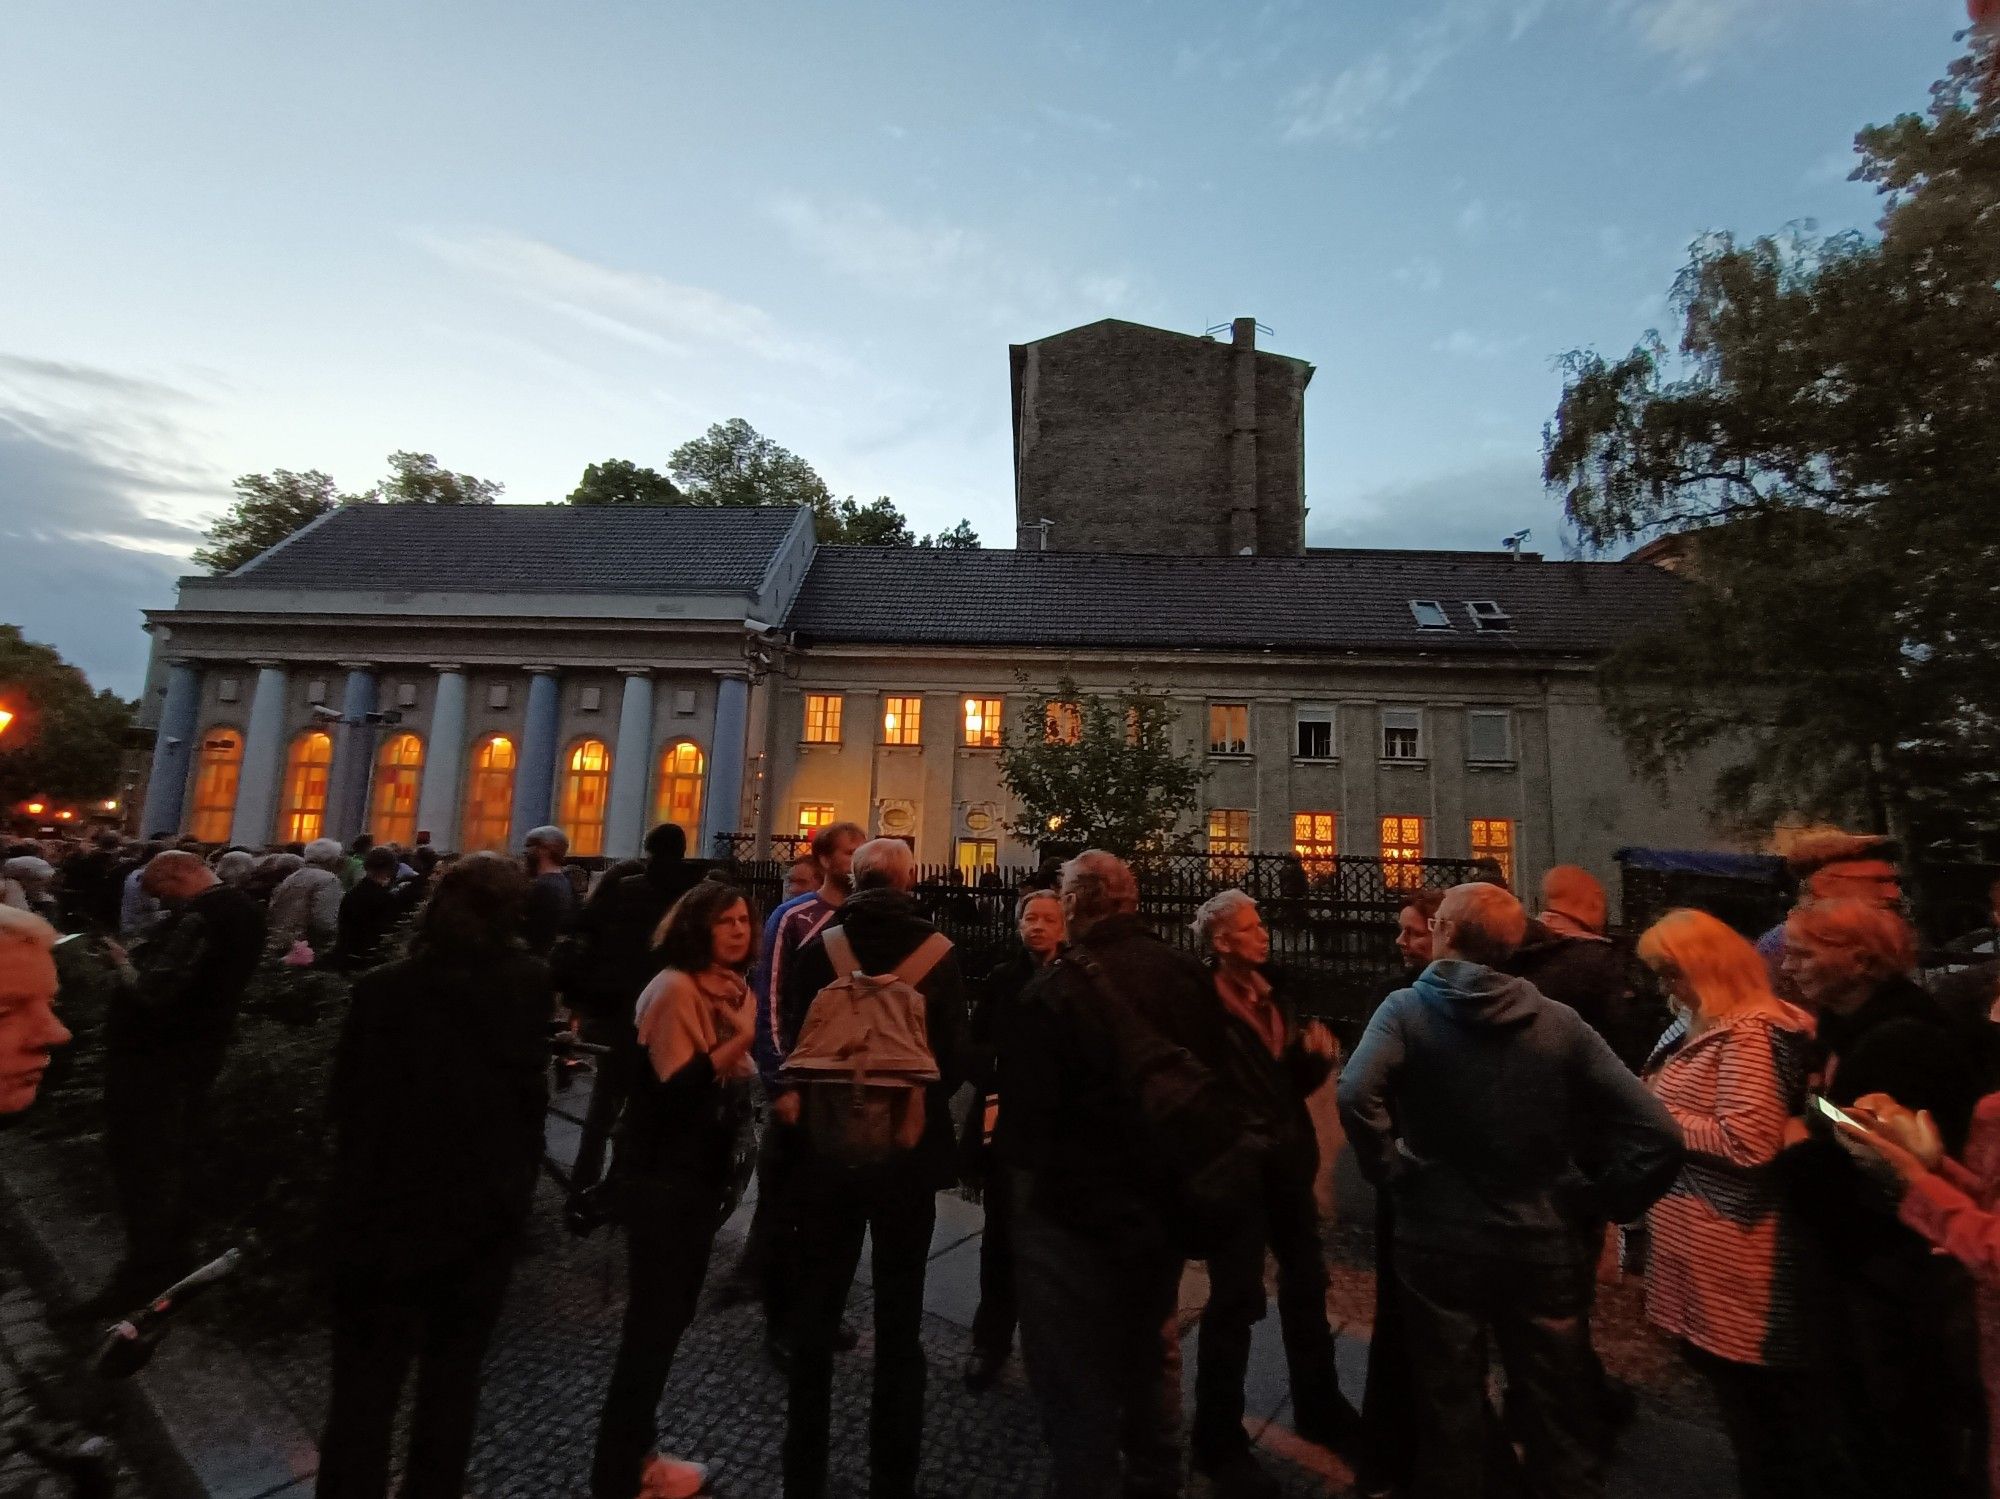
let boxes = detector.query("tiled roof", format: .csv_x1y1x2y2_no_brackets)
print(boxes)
206,503,807,594
785,547,1683,656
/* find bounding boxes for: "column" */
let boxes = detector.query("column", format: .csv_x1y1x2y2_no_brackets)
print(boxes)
603,669,655,860
324,664,378,844
700,673,751,859
414,666,468,849
231,661,290,846
509,667,562,846
140,661,201,836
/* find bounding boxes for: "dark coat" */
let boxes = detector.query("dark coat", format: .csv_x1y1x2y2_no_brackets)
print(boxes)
331,877,403,973
781,886,969,1190
1000,912,1238,1250
325,948,553,1275
108,883,265,1054
959,945,1053,1178
1339,958,1684,1265
568,858,709,1019
1507,922,1664,1072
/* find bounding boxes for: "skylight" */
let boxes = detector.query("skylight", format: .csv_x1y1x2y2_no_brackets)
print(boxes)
1466,600,1513,632
1409,599,1452,630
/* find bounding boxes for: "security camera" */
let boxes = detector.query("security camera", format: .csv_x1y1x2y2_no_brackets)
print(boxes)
163,737,183,749
311,704,344,722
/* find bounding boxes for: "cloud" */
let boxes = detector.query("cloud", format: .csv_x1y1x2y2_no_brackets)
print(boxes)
1624,0,1765,71
1393,257,1445,293
1310,457,1574,554
1433,328,1528,359
411,228,846,374
764,193,1140,327
0,355,222,696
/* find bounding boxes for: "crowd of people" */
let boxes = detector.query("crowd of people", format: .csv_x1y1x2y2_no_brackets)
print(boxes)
4,821,2000,1498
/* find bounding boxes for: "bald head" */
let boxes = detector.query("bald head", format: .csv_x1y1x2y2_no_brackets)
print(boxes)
1540,865,1607,934
1435,882,1527,968
1061,850,1138,937
140,849,217,905
851,837,917,892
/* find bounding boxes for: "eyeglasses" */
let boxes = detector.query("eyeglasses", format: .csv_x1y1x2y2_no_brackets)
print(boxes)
1426,916,1450,932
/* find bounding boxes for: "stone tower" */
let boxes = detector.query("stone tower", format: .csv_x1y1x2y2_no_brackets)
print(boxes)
1009,316,1312,557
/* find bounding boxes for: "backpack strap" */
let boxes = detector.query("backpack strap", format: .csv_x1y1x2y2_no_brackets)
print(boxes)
822,925,860,979
894,931,954,988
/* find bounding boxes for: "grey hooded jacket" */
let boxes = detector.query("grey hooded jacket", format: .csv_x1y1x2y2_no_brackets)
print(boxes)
1337,958,1683,1265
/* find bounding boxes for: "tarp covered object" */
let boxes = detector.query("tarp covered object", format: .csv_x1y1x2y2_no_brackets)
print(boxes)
1615,847,1786,882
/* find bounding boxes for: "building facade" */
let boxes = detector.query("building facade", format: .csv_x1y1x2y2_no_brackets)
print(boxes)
136,502,1738,914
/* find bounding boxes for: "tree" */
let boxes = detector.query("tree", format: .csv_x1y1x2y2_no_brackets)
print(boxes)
829,497,914,546
1543,34,2000,847
669,418,836,522
360,450,504,506
0,626,134,808
997,675,1206,855
192,469,345,574
919,519,981,549
566,458,683,507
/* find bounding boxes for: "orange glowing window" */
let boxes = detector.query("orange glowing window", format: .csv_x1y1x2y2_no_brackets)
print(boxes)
882,696,922,746
462,734,516,853
963,697,1002,748
368,733,424,848
1381,815,1425,891
1293,812,1338,878
654,741,706,843
189,728,243,842
1470,817,1515,887
558,739,611,857
278,730,333,843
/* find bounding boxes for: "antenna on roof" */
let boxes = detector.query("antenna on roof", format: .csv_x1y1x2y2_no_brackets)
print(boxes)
1501,528,1532,561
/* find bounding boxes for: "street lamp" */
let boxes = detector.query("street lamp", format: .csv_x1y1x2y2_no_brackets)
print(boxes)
0,706,13,741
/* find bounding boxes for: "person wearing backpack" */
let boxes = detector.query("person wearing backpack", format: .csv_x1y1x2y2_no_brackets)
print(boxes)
773,837,968,1499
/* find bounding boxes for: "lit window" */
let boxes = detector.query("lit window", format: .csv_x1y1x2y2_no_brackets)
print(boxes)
654,741,706,843
804,693,843,744
956,838,998,883
1207,808,1252,880
462,734,516,852
1293,812,1338,879
1208,703,1249,755
1045,700,1083,745
882,696,922,746
1466,600,1513,632
1409,600,1452,630
963,696,1002,748
278,730,333,843
1381,815,1425,891
558,738,612,857
1470,817,1515,886
188,727,243,842
1382,707,1424,761
798,803,837,833
368,732,424,847
1467,709,1513,764
1296,705,1335,759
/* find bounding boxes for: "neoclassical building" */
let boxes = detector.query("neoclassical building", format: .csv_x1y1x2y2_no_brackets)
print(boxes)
136,500,1737,904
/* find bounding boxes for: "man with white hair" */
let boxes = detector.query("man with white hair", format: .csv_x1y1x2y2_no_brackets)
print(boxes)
0,905,70,1115
775,837,968,1499
96,850,265,1305
1339,883,1682,1499
267,836,346,958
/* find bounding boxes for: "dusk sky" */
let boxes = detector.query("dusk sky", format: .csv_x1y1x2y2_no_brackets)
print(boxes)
0,0,1971,696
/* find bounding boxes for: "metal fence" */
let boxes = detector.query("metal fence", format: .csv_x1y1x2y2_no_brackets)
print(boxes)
710,841,1483,1038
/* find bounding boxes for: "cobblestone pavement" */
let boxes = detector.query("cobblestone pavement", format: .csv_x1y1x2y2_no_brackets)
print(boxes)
0,1246,149,1499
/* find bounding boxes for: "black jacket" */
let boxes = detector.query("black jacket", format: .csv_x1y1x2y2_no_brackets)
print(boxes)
960,945,1052,1176
1000,913,1241,1250
325,948,553,1274
781,886,969,1189
1199,964,1335,1184
1507,922,1663,1072
568,858,709,1019
108,883,265,1054
331,878,404,973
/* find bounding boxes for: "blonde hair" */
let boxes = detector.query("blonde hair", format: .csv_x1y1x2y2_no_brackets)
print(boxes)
0,904,58,956
1637,908,1774,1020
1785,899,1916,981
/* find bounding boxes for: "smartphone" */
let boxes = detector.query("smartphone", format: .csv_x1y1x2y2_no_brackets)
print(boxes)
1811,1095,1863,1132
52,933,86,948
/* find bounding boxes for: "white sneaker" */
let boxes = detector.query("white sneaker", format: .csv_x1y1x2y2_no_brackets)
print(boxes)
637,1453,709,1498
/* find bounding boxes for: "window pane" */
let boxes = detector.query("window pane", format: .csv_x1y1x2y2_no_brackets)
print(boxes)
1382,708,1423,760
462,735,517,852
799,803,836,832
654,742,707,842
963,697,1001,747
1045,701,1083,744
956,838,998,883
804,693,843,743
1409,600,1451,629
1293,810,1337,879
189,728,244,842
1208,704,1248,754
882,696,922,746
1467,710,1512,763
558,739,611,857
1470,817,1516,886
1380,814,1425,890
279,730,333,844
369,732,425,847
1296,706,1334,758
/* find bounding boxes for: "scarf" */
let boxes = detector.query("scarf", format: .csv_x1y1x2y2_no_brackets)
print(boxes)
1215,967,1286,1058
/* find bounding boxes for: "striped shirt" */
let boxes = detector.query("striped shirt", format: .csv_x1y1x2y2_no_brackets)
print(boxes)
1644,1004,1817,1366
750,892,838,1089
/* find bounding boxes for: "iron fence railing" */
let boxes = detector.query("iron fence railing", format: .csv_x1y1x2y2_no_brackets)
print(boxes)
707,840,1483,1037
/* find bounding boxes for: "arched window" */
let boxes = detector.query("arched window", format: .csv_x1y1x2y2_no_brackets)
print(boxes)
462,734,516,852
188,727,243,842
278,730,334,844
654,741,705,845
558,738,612,857
368,733,424,848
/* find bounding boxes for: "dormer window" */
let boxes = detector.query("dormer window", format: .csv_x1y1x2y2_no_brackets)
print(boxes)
1409,599,1452,630
1466,600,1513,632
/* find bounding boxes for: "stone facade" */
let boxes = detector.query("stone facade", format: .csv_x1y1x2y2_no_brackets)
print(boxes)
1010,317,1310,557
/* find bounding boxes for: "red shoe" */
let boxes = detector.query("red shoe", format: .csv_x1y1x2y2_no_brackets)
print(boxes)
637,1453,709,1497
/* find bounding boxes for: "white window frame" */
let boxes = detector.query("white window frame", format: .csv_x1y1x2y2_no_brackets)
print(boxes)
1295,704,1336,760
1381,707,1424,762
1466,709,1514,764
1409,599,1452,630
1208,703,1250,756
1466,599,1513,632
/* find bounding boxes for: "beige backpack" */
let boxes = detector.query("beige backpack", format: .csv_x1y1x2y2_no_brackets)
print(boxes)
784,926,949,1167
